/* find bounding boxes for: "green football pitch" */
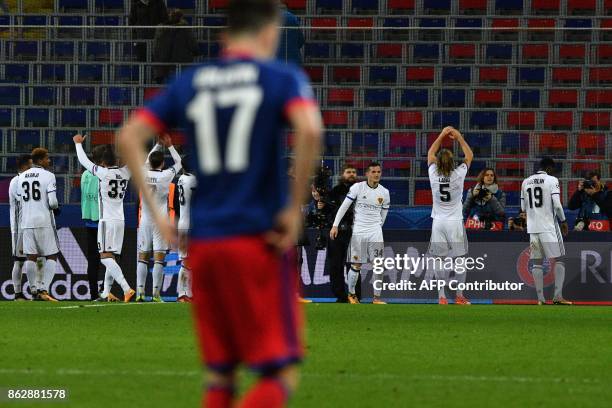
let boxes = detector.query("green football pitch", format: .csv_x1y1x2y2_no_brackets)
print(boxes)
1,302,612,408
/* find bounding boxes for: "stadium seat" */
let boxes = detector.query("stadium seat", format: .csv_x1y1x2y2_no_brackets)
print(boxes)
431,111,461,128
485,44,513,63
328,88,354,106
596,45,612,64
114,65,140,83
92,16,122,40
98,109,123,127
304,65,324,83
495,0,522,14
589,67,612,84
339,43,364,61
108,87,133,106
90,130,115,145
382,18,410,40
474,89,503,107
285,0,307,13
332,66,361,84
382,161,410,178
388,0,415,15
364,89,391,107
323,110,349,128
522,44,549,64
166,0,196,10
395,111,422,129
413,44,439,63
357,111,386,129
442,66,471,84
14,130,41,153
517,67,545,84
369,66,396,84
425,132,454,150
304,43,332,61
323,132,341,156
32,87,56,105
53,176,67,201
465,133,492,157
527,18,556,41
496,155,526,177
548,89,577,108
62,109,88,127
85,42,111,61
479,66,507,84
470,111,497,130
605,0,612,15
12,41,39,60
418,18,446,41
347,18,374,41
458,0,486,14
454,18,483,41
531,0,560,15
95,0,126,12
50,41,76,61
406,66,435,84
209,0,229,11
576,133,606,155
387,132,417,157
0,108,13,127
544,111,573,130
423,0,451,14
439,89,465,107
499,133,530,155
449,44,476,63
538,133,568,156
567,0,596,15
414,181,433,205
76,64,104,82
581,112,611,130
400,89,428,107
374,43,403,62
511,89,540,108
491,18,519,41
59,0,88,12
143,87,162,101
498,181,521,205
316,0,342,14
552,67,582,85
310,17,337,40
564,19,592,42
507,111,536,130
585,90,612,108
349,132,379,156
571,157,602,177
384,180,410,204
558,44,585,63
68,87,96,106
0,86,21,105
4,64,30,82
23,108,50,127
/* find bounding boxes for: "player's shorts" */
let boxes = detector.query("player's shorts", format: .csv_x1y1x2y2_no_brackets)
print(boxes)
12,231,25,259
428,218,468,258
529,226,565,260
97,220,125,255
190,235,303,374
138,223,168,253
178,229,190,260
22,227,59,257
347,229,384,264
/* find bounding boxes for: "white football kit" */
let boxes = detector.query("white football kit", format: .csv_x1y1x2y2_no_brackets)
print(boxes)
521,171,566,259
76,143,131,254
428,162,469,258
9,174,24,259
17,166,60,256
177,173,197,259
138,144,182,252
334,181,390,264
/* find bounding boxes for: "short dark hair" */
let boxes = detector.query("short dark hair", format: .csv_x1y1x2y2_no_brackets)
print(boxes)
227,0,281,35
101,145,117,167
149,151,165,169
587,170,601,180
342,163,357,172
31,148,48,165
92,145,107,165
539,157,555,171
16,154,32,171
366,161,381,172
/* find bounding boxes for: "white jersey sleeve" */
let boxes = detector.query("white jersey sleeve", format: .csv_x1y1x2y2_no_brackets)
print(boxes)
177,174,197,230
75,143,109,179
9,175,20,233
429,163,467,221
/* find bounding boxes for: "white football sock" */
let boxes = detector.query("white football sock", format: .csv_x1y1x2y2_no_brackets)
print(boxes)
101,258,130,295
24,260,37,294
185,266,192,298
177,266,187,297
372,269,382,297
347,267,360,295
137,261,148,297
12,261,23,294
553,261,565,300
454,269,467,297
435,267,448,299
42,259,57,292
532,263,545,302
152,261,164,297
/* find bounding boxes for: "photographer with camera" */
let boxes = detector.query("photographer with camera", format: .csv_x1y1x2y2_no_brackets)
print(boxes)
508,210,527,231
463,168,506,229
568,171,608,230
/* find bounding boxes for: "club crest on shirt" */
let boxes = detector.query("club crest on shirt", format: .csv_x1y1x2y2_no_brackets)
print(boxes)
377,197,383,204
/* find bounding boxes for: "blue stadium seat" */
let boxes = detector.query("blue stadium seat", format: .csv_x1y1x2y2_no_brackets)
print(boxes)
496,0,523,13
4,64,29,82
23,15,47,27
0,108,12,126
485,44,513,63
413,44,440,62
357,111,386,129
369,66,396,84
454,18,483,40
54,176,67,201
70,185,81,203
114,65,140,82
352,0,378,13
432,111,461,128
340,43,365,60
350,132,380,155
54,130,78,153
57,16,83,26
61,109,88,127
94,16,121,25
564,18,592,41
364,89,392,107
467,160,487,177
469,111,498,130
13,41,38,60
455,18,482,28
316,0,342,13
167,0,196,9
418,18,445,41
59,0,88,11
68,87,96,105
85,42,111,61
511,89,540,108
202,16,226,26
42,64,67,82
115,42,137,61
32,87,56,105
439,89,465,107
77,64,104,82
108,87,132,105
95,0,125,11
14,130,41,153
465,133,492,156
304,43,332,60
382,17,410,40
0,86,21,105
424,0,451,13
23,108,50,127
442,66,471,84
385,180,409,204
500,132,530,154
51,41,76,60
505,191,521,206
517,67,545,84
324,132,342,156
401,89,428,107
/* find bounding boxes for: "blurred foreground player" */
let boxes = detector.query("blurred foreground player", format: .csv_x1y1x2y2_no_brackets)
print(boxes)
118,0,322,406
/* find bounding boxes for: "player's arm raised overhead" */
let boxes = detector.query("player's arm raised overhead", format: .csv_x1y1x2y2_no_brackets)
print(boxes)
144,140,163,167
427,126,453,166
73,134,109,178
160,133,183,175
450,128,474,168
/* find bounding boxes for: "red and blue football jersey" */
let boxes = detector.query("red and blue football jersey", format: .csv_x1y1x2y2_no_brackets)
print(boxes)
136,53,317,239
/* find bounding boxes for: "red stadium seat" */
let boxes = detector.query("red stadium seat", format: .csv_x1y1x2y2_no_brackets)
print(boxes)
449,44,476,63
507,111,536,129
582,111,611,130
527,18,556,40
596,45,612,63
327,88,354,106
576,133,606,155
284,0,307,12
406,66,435,83
491,18,519,40
143,87,162,101
586,90,612,108
90,130,114,145
572,156,602,176
322,110,349,128
310,17,337,39
474,89,503,107
98,109,123,127
567,0,595,15
498,181,521,192
395,111,423,129
552,67,582,84
606,0,612,14
479,66,507,84
531,0,560,14
375,43,403,61
496,155,527,177
601,19,612,40
388,0,415,14
426,132,453,149
459,0,487,13
544,111,573,130
348,17,374,28
538,132,568,155
589,67,612,84
522,44,549,63
528,18,556,29
347,17,374,39
548,89,578,108
209,0,229,11
332,66,361,83
414,189,433,205
558,44,585,63
304,65,324,83
388,132,417,157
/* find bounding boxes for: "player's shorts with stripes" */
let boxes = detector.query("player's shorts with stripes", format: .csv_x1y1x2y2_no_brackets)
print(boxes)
347,229,384,264
22,227,59,256
138,223,169,252
97,220,125,255
529,224,565,260
428,218,468,258
12,231,24,259
178,229,190,260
